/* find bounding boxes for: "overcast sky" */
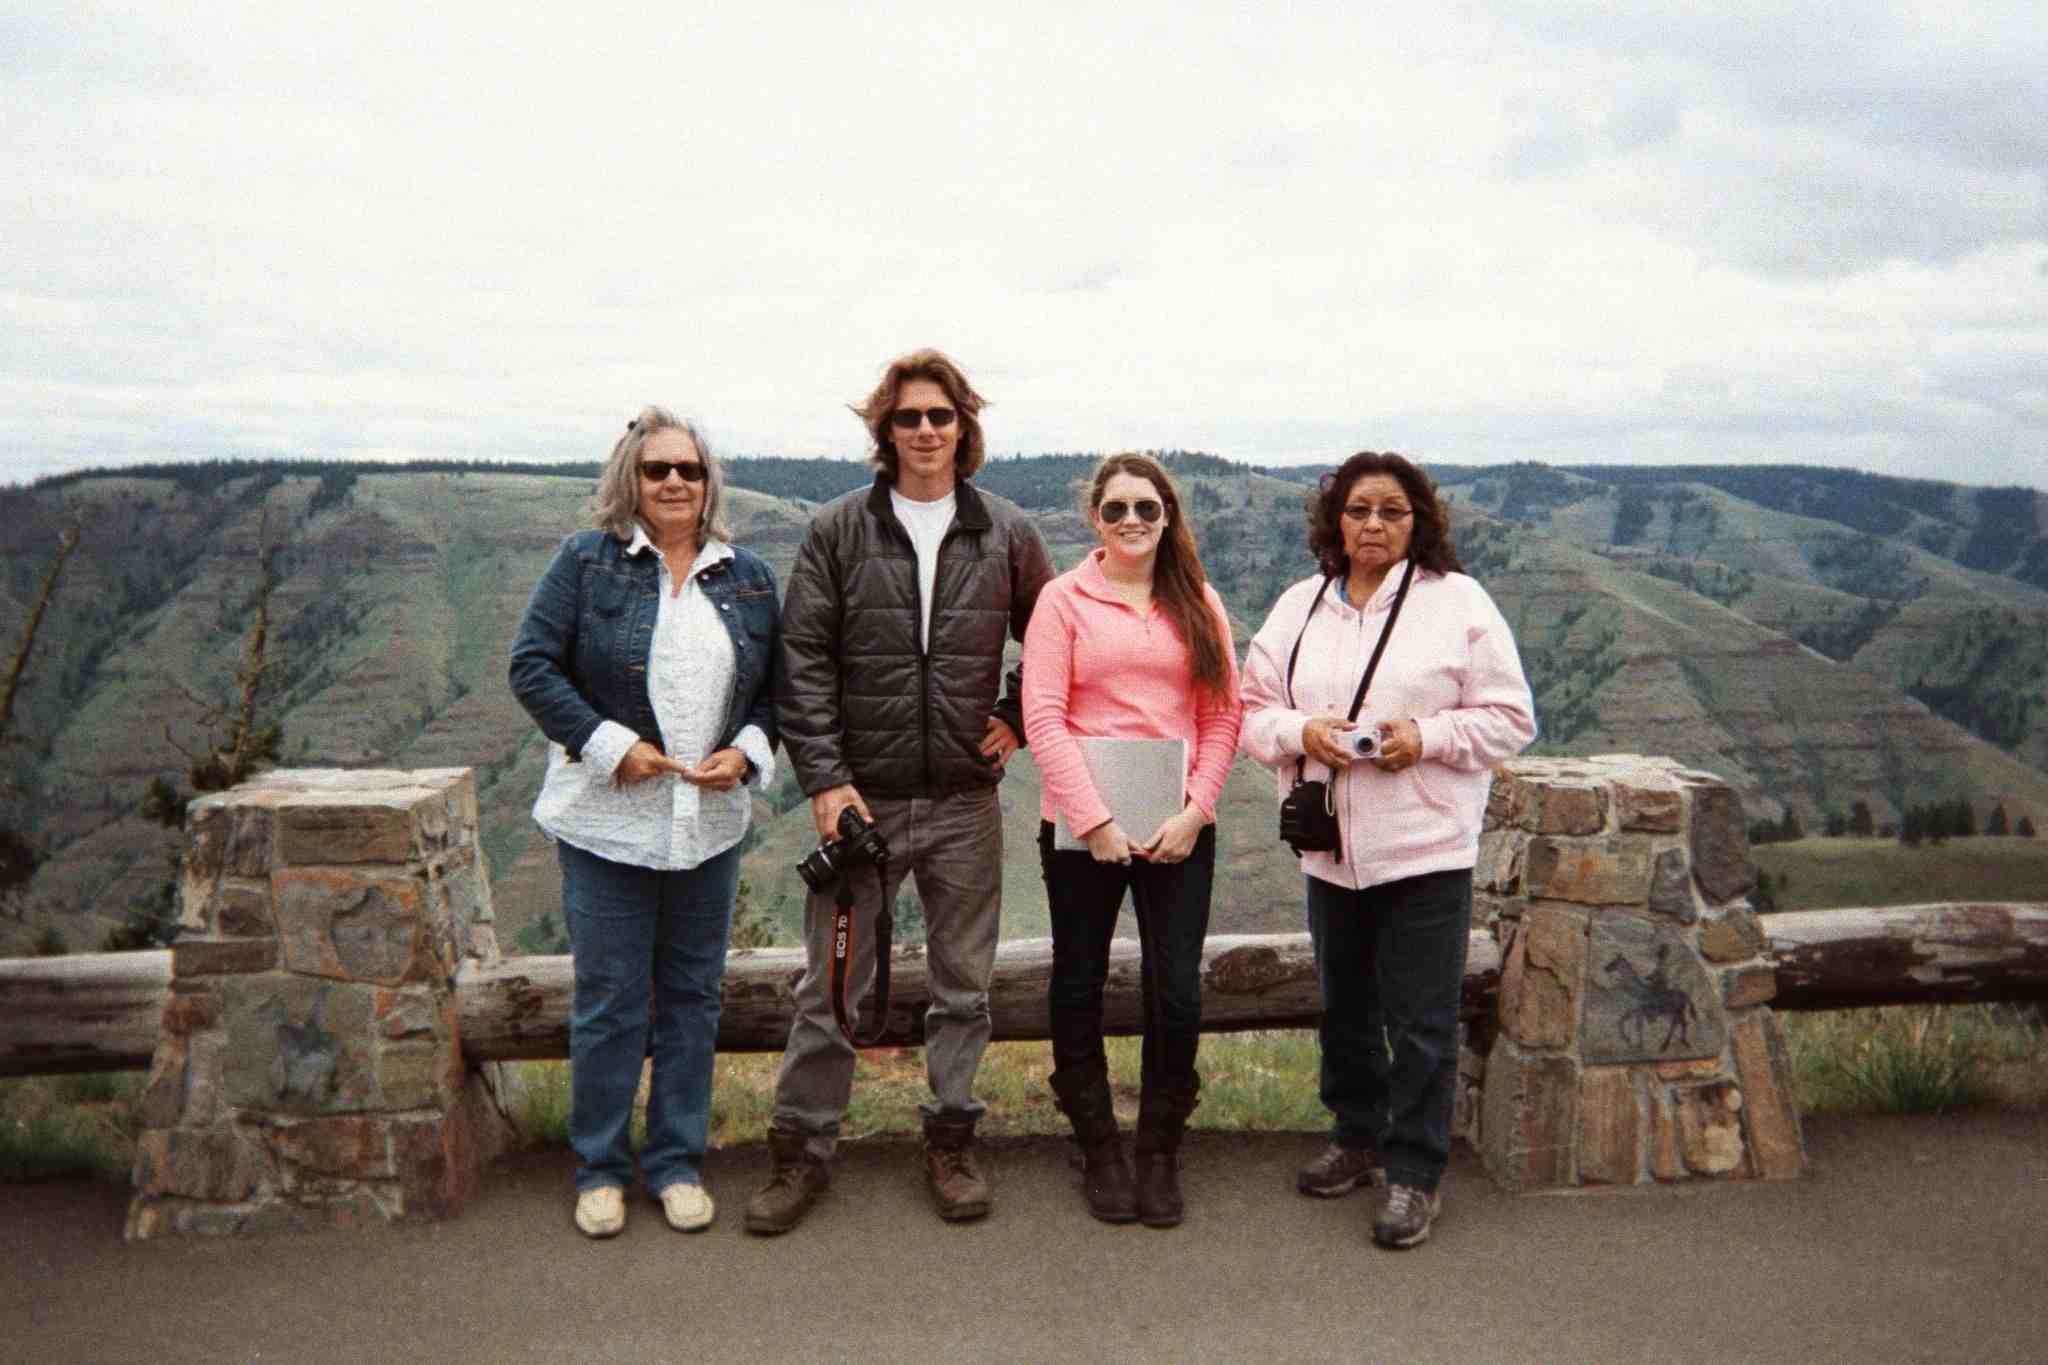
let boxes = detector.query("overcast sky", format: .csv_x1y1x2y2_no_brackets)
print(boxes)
4,1,2045,491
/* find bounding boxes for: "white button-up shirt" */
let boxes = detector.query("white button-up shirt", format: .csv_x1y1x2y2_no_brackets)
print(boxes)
532,529,775,871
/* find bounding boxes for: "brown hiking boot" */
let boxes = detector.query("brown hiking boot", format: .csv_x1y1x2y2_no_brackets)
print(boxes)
1296,1142,1386,1198
745,1127,829,1235
923,1118,992,1221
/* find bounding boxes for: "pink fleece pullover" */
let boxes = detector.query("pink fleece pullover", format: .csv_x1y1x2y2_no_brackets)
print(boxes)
1021,550,1242,836
1239,563,1536,891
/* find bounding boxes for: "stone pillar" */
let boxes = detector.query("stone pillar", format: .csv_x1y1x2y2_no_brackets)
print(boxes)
126,769,520,1238
1473,755,1804,1191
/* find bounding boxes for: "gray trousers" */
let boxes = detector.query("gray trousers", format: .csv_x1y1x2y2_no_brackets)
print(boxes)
770,787,1004,1151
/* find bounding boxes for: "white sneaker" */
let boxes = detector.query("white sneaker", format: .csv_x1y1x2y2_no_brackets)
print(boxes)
659,1182,716,1232
575,1185,625,1238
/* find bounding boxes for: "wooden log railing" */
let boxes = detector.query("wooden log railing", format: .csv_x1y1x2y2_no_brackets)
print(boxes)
3,904,2043,1078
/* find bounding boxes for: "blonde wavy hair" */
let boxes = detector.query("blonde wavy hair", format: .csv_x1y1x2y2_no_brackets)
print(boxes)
585,405,732,544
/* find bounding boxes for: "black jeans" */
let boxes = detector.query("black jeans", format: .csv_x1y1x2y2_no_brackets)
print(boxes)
1304,867,1472,1192
1040,821,1216,1095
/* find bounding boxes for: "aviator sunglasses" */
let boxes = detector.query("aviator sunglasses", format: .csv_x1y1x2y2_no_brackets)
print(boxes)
639,460,707,483
1098,498,1164,525
889,406,958,431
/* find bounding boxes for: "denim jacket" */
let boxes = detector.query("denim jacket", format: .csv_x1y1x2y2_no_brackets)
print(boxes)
509,528,781,765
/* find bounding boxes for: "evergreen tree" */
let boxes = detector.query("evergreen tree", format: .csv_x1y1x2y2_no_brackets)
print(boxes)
1849,799,1874,837
1900,806,1924,847
1824,809,1847,837
2020,816,2038,838
1987,806,2010,836
1778,808,1804,842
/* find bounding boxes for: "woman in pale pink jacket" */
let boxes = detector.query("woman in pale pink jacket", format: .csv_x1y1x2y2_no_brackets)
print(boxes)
1022,453,1240,1229
1240,451,1534,1251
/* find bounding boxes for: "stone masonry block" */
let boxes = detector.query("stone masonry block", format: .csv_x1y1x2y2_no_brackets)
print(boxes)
134,1126,273,1203
1699,905,1765,963
1531,782,1608,835
274,868,432,985
226,804,277,877
1722,963,1778,1009
161,982,223,1037
1501,906,1587,1050
1612,770,1685,832
172,938,279,978
1647,847,1699,923
1647,1085,1685,1181
1524,835,1652,906
269,1116,397,1179
1584,914,1727,1063
1731,1010,1805,1180
1687,782,1755,902
1576,1067,1643,1186
1474,831,1526,895
279,797,423,866
216,879,275,937
1480,1036,1580,1191
222,975,378,1116
139,1035,190,1130
1484,769,1526,832
1675,1082,1746,1176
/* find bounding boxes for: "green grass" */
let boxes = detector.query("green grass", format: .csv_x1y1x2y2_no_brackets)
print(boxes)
1751,836,2048,912
1784,1004,2048,1116
0,1073,145,1181
504,1032,1337,1152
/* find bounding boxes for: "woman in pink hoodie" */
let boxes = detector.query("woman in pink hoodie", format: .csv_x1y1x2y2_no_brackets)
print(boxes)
1241,451,1535,1251
1022,453,1241,1228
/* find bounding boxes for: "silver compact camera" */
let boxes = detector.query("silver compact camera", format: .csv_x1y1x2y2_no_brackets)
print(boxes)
1346,728,1382,758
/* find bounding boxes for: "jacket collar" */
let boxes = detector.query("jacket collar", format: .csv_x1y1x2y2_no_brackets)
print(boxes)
622,524,733,578
867,472,990,530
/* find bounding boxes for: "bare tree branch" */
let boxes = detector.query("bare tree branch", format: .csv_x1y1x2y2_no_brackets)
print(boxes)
0,524,82,752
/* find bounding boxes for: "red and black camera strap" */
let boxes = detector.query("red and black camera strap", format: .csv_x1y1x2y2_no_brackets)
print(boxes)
829,866,893,1047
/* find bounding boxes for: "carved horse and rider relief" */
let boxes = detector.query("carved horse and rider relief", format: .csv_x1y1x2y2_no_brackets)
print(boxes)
1603,944,1699,1053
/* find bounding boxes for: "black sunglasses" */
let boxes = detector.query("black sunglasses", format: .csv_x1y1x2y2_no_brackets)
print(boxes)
1098,498,1164,525
639,461,707,483
888,406,957,431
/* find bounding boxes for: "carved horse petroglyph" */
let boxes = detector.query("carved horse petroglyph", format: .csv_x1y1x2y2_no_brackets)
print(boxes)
1603,945,1698,1052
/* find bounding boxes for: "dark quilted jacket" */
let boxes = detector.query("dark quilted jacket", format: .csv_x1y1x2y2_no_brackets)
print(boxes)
778,474,1054,799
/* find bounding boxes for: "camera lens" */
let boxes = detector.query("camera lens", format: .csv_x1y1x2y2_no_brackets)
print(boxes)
1349,730,1380,757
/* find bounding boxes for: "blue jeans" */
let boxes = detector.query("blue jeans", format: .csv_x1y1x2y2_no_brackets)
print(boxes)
1041,821,1215,1097
560,839,741,1194
1304,868,1471,1192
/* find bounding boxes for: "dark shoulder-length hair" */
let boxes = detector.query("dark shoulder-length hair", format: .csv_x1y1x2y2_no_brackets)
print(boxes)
1084,453,1233,702
1306,451,1462,579
850,348,989,481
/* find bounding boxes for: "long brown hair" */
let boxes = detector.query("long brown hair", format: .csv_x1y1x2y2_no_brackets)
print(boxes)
1086,453,1232,701
851,348,989,480
1306,450,1461,579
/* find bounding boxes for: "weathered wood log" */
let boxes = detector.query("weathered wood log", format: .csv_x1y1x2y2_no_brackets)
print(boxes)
1768,902,2048,1011
9,904,2045,1077
0,949,171,1077
456,932,1507,1060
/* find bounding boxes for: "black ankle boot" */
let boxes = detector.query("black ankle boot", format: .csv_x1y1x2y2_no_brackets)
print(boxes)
1050,1066,1136,1224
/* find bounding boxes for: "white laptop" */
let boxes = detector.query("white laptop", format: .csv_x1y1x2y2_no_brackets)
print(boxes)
1051,736,1189,851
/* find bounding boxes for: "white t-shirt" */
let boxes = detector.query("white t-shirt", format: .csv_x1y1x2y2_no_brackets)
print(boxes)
890,487,956,652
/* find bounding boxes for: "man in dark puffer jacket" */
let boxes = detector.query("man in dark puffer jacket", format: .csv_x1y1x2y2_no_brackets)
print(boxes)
746,349,1053,1234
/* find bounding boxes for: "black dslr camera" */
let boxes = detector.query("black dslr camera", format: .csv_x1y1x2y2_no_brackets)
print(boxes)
797,807,891,892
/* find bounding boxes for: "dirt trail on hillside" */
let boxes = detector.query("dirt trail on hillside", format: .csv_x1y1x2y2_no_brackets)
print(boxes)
7,1111,2046,1363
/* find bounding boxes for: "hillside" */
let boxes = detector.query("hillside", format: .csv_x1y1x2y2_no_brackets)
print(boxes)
3,456,2045,956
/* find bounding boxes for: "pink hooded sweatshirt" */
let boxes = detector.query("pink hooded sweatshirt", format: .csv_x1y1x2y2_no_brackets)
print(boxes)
1239,563,1536,891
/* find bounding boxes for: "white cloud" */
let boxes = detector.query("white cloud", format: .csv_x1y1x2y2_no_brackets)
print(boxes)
0,0,2042,490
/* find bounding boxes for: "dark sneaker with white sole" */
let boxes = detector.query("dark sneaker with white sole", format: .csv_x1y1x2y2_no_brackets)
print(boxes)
1372,1183,1441,1248
1295,1143,1386,1198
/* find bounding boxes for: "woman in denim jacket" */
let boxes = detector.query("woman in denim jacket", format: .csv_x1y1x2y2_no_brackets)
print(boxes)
509,406,780,1239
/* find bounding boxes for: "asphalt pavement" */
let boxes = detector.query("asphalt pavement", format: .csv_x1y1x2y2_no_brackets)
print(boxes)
7,1110,2046,1364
